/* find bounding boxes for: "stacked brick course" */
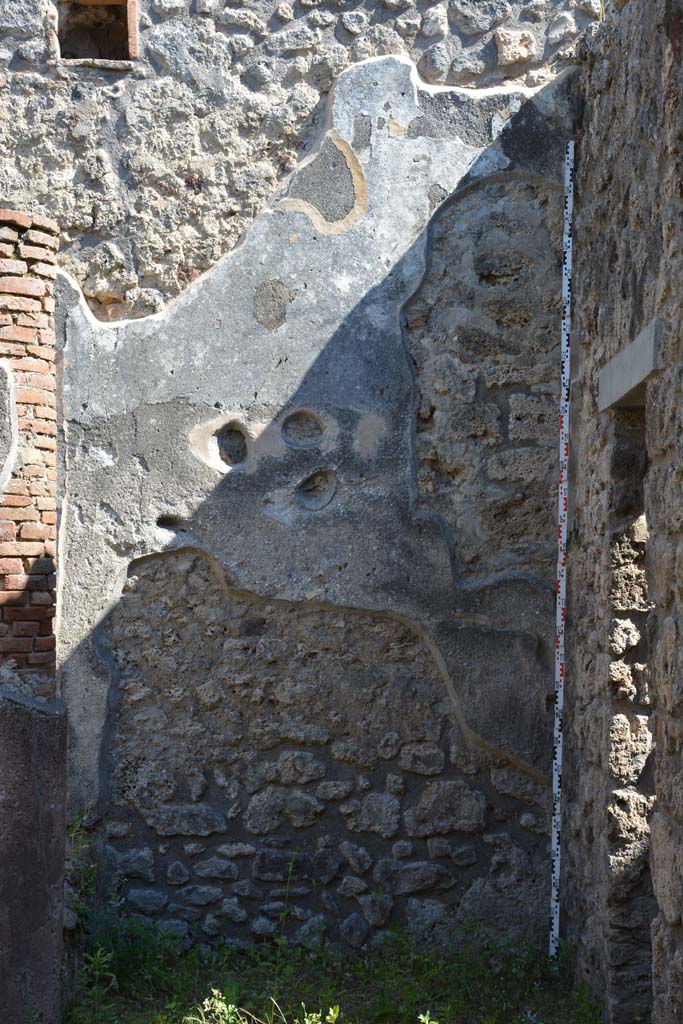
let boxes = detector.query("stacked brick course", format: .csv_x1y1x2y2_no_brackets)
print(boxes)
0,208,58,689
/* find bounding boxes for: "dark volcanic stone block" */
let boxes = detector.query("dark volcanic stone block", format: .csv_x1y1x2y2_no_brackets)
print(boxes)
0,685,67,1024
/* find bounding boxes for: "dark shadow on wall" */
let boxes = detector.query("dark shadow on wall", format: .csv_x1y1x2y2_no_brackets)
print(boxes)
52,67,581,950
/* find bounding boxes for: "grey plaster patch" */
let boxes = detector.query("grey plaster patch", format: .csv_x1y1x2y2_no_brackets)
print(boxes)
352,114,372,153
0,362,18,498
408,90,508,146
278,129,368,235
286,137,356,225
253,279,295,331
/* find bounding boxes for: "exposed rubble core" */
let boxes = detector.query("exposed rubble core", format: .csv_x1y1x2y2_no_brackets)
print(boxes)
0,0,593,319
407,177,561,580
100,552,549,947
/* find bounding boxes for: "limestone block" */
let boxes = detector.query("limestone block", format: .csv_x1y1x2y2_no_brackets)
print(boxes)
449,0,511,36
608,715,652,785
495,28,537,65
341,793,401,838
404,780,486,836
546,12,576,45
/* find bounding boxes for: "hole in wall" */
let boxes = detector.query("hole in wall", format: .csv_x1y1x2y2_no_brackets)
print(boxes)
58,1,130,61
282,410,324,449
295,469,337,511
215,423,248,467
156,515,189,532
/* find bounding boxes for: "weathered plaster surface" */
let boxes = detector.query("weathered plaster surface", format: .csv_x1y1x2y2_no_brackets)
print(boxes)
0,361,17,495
56,53,576,944
0,0,596,319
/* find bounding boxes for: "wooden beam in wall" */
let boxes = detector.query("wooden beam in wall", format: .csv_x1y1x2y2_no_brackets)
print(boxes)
127,0,139,59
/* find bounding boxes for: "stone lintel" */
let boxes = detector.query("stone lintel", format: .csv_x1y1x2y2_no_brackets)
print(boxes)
598,317,663,412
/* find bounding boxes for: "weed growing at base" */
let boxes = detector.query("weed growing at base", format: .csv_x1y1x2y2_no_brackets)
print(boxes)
66,912,602,1024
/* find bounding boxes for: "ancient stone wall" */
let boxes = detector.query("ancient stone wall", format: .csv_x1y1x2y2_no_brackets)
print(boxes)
0,206,58,690
0,0,597,964
100,551,549,947
408,176,562,581
52,48,579,948
0,0,597,319
565,1,683,1020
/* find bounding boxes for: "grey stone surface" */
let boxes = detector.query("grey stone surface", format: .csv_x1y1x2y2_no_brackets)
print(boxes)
167,860,190,885
60,51,574,808
194,857,239,880
178,885,223,906
404,780,487,836
394,861,455,895
341,793,402,838
598,317,663,411
399,743,445,775
111,846,156,882
0,688,66,1024
127,888,168,914
142,804,226,836
221,897,248,924
339,911,369,948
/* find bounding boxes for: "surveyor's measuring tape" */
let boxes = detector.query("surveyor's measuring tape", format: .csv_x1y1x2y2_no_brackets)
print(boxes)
549,140,574,959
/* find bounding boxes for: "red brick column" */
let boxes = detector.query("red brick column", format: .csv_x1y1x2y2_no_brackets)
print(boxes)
0,208,58,690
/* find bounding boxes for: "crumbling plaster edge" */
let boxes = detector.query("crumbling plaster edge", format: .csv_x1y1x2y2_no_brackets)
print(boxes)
0,361,19,499
54,55,577,339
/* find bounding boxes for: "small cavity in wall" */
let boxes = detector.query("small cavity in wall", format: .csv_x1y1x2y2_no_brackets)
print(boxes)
54,0,138,63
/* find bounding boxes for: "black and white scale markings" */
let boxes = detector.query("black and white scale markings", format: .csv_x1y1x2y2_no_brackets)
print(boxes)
549,140,574,959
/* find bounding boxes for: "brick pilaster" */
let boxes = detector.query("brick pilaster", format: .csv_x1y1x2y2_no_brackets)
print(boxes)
0,208,58,688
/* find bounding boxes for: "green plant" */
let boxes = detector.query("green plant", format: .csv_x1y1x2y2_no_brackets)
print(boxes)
272,852,298,1004
64,811,97,920
189,989,242,1024
67,911,605,1024
572,980,603,1024
79,945,118,1018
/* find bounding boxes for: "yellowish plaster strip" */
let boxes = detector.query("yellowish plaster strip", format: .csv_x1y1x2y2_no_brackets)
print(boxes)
278,130,369,236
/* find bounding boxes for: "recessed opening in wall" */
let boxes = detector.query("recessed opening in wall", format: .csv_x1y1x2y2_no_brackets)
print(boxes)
296,469,337,510
57,0,138,62
215,423,249,467
282,409,324,449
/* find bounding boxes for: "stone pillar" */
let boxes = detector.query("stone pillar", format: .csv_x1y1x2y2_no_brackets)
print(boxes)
0,209,65,1023
0,687,67,1024
0,207,58,688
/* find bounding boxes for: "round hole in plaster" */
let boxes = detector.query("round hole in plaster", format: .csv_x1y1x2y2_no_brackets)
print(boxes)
157,515,189,532
216,423,248,467
282,409,324,449
295,468,337,511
